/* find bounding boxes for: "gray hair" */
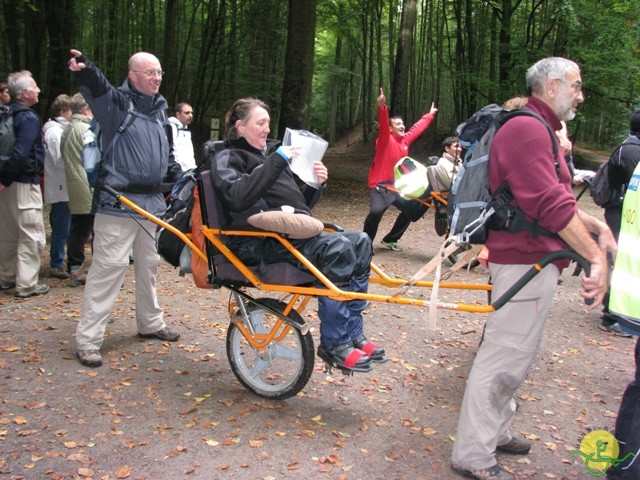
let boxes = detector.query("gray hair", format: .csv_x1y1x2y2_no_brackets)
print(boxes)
526,57,580,95
7,70,34,100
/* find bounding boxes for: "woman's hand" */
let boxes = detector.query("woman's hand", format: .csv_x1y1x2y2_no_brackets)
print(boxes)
314,161,328,184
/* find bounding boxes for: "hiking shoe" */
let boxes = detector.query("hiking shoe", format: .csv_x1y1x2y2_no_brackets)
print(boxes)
451,462,514,480
496,435,531,455
77,349,103,367
599,321,632,338
381,240,402,251
138,326,180,342
15,284,50,299
0,282,15,291
317,343,372,373
70,269,87,287
49,268,70,279
353,336,387,363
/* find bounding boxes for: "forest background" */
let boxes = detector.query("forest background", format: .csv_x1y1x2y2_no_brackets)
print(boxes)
0,0,638,159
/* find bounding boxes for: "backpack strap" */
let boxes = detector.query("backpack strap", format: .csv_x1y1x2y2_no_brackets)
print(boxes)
490,110,561,238
100,99,137,187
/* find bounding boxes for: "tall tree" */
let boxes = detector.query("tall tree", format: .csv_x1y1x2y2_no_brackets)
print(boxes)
278,0,318,135
391,0,417,118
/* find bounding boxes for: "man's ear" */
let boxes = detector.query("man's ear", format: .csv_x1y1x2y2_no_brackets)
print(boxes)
545,78,559,98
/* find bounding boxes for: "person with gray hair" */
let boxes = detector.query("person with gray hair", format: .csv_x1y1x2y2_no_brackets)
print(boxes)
450,57,616,479
0,70,49,298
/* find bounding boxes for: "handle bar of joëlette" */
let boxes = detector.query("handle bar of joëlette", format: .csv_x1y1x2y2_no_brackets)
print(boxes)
101,184,208,263
490,249,592,310
101,184,591,313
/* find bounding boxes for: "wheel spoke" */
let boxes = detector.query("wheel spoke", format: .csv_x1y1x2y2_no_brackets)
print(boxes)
248,356,272,379
271,342,302,362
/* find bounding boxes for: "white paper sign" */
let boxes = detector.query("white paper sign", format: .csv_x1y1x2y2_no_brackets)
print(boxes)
282,128,329,188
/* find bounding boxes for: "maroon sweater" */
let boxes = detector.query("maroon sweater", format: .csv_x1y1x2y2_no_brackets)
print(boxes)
486,96,577,269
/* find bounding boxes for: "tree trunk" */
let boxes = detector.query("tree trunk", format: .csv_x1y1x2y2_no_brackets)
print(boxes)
277,0,318,136
391,0,417,119
328,37,342,146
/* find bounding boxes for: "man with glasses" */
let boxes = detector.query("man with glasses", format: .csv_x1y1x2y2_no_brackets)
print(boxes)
0,71,49,298
450,57,615,479
168,102,196,171
67,49,183,368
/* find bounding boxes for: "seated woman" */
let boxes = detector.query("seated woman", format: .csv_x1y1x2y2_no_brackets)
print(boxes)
210,97,385,373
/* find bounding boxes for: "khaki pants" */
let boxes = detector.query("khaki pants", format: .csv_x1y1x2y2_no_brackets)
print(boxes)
0,182,45,293
76,213,165,351
451,263,559,470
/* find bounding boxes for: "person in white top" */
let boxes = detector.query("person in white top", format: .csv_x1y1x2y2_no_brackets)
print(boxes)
43,94,73,279
168,102,195,171
434,136,462,191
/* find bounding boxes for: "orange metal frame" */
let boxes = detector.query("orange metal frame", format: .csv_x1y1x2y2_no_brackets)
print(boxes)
112,190,494,317
110,189,589,352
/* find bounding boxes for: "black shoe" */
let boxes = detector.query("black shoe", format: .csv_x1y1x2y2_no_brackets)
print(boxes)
138,326,180,342
0,282,15,291
599,321,632,338
317,343,372,373
353,336,387,363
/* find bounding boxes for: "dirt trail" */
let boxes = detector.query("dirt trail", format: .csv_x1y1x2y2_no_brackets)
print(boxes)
0,150,634,480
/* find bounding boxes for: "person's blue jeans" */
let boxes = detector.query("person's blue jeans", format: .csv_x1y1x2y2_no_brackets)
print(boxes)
49,202,71,269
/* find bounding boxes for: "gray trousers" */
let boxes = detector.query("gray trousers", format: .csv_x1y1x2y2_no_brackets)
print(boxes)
76,213,166,351
451,262,559,470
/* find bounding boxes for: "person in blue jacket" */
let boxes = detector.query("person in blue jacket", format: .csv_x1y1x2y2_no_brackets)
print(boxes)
0,70,49,298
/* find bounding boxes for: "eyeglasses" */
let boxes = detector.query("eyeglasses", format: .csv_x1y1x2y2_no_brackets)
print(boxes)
556,78,583,93
132,69,165,78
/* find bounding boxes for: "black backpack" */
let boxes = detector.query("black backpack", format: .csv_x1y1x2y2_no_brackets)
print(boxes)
590,138,640,208
156,168,200,272
456,103,503,161
590,160,615,208
448,107,559,245
0,104,29,175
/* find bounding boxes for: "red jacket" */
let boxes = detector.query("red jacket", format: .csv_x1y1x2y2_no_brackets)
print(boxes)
367,106,434,189
486,96,577,268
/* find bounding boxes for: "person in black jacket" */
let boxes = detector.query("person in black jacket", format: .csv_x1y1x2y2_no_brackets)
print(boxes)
68,49,184,368
601,109,640,336
211,97,386,373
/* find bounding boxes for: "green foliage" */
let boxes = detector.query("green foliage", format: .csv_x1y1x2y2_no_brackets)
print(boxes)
0,0,637,148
